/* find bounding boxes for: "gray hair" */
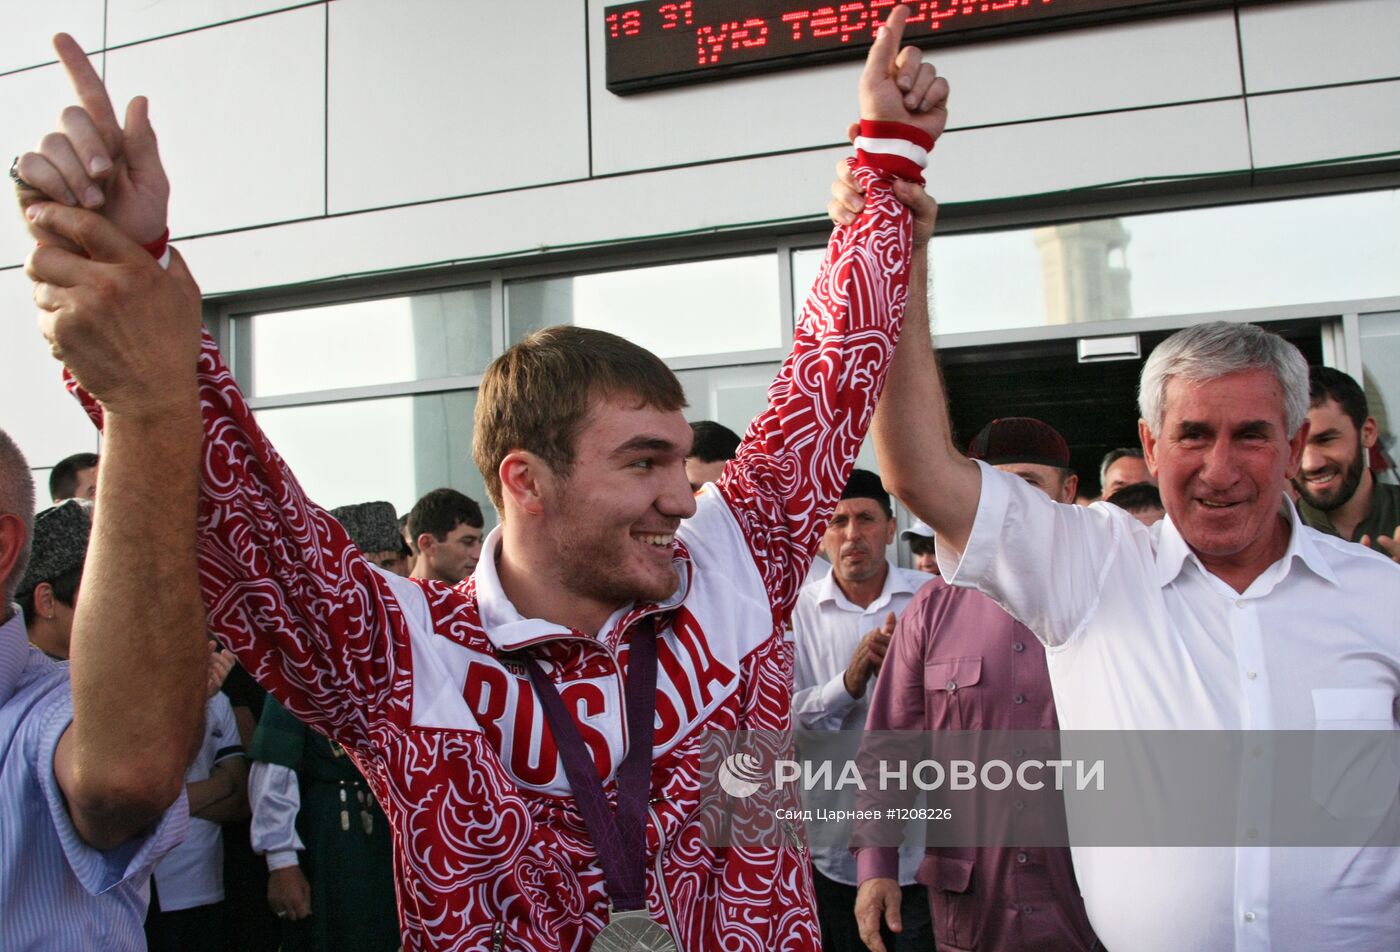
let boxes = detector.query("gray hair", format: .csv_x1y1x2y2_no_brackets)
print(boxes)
1099,447,1145,487
1138,322,1309,437
0,429,36,605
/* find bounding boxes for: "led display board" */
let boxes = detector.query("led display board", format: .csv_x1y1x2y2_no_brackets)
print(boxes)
605,1,1283,94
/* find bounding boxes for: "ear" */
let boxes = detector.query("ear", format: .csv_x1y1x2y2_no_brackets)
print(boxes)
499,451,551,517
882,516,897,546
1284,417,1310,480
1138,419,1159,477
415,531,436,555
35,582,55,620
1361,415,1379,451
1058,472,1079,505
0,514,25,594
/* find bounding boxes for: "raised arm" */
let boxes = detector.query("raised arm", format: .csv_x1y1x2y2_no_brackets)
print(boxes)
24,203,207,850
839,171,981,552
17,36,411,753
827,132,979,552
718,5,951,615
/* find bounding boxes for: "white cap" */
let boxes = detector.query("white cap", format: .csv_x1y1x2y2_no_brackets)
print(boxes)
900,519,934,541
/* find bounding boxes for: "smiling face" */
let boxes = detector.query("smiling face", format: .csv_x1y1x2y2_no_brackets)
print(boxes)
543,394,698,613
1141,369,1306,578
823,498,896,589
1293,397,1376,512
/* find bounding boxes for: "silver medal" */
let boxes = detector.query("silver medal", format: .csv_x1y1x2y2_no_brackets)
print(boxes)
590,908,678,952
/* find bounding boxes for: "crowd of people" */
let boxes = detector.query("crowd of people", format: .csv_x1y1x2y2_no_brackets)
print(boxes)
3,5,1397,951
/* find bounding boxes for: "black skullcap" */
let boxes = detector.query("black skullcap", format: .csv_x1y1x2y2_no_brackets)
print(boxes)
839,468,892,517
18,499,93,596
968,417,1070,468
331,501,402,555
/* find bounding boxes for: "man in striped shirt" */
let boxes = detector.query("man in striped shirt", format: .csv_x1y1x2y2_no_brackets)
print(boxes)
0,179,209,946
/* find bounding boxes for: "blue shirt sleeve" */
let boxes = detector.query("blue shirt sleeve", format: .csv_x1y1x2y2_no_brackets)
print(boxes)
33,683,190,896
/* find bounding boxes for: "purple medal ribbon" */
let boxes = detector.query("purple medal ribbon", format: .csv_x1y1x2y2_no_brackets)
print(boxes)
523,617,658,914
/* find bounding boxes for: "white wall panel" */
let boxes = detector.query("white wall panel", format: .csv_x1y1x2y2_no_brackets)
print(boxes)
931,100,1253,205
180,146,845,294
0,0,102,75
1241,0,1400,93
588,3,1241,176
103,6,326,238
1248,80,1400,169
900,11,1241,130
326,0,590,213
106,0,313,47
0,268,101,471
179,100,1253,296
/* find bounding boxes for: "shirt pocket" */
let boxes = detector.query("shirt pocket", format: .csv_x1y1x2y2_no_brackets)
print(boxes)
917,852,979,951
923,657,983,731
1311,688,1396,729
1310,688,1400,821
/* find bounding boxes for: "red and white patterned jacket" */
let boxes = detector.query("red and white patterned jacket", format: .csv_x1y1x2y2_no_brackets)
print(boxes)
74,127,925,952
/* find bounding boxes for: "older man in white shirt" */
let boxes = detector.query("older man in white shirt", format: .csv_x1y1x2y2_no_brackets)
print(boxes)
858,198,1400,952
792,468,932,952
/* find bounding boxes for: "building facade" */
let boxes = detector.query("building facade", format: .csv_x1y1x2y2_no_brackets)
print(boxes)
3,0,1398,519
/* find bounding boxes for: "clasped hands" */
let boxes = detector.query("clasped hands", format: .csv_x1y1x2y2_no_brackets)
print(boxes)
15,33,200,422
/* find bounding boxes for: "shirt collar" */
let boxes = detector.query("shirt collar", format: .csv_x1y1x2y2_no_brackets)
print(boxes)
1,607,30,706
1152,512,1193,587
1279,497,1340,586
813,559,913,612
473,526,692,651
1153,495,1339,590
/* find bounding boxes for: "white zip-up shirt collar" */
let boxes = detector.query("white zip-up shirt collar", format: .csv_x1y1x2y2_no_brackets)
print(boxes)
473,526,691,650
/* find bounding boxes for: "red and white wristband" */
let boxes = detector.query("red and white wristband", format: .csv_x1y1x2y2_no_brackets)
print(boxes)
32,225,170,267
853,120,934,185
142,227,171,269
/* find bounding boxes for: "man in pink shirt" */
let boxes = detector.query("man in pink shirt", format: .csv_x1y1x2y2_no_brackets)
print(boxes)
854,418,1098,952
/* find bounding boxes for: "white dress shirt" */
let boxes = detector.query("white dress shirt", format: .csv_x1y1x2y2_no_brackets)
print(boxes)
791,562,931,885
941,461,1400,952
248,761,304,870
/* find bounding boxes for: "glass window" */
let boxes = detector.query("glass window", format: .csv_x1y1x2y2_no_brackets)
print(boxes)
794,189,1400,336
241,287,493,397
674,363,781,440
791,248,823,317
253,390,490,522
507,255,783,359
